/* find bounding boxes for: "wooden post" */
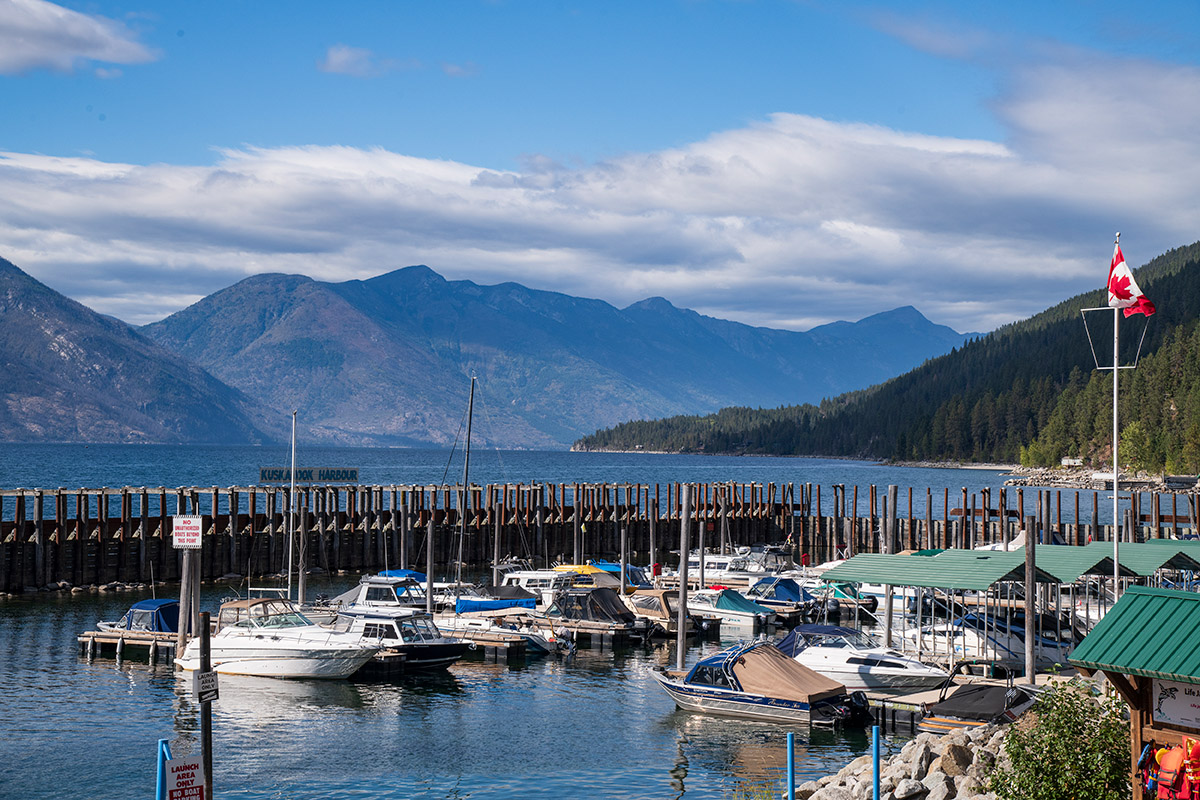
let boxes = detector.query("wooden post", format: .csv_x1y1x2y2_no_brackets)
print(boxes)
886,485,898,555
676,484,691,671
33,490,45,589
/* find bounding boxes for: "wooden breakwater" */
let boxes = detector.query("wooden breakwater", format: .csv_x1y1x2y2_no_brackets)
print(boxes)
1,482,1196,594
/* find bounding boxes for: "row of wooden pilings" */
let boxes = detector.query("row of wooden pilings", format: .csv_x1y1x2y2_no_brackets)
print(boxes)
1,481,1195,594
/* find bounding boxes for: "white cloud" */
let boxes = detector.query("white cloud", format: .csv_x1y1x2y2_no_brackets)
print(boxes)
0,0,156,75
318,44,415,77
1,52,1198,334
441,61,479,78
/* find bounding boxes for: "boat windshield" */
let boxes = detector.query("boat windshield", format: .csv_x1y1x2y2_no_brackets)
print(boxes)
812,629,879,649
398,617,441,642
221,599,313,629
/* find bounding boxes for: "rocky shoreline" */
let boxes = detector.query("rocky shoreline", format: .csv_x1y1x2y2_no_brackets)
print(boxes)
797,721,1009,800
1001,465,1200,491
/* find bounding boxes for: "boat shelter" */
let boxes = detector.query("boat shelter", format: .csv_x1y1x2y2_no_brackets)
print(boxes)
1070,586,1200,800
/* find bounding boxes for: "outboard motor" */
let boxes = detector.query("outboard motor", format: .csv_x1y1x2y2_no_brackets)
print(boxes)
823,597,841,616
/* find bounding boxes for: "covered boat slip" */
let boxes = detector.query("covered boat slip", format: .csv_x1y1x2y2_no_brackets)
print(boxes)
816,542,1200,672
1069,586,1200,800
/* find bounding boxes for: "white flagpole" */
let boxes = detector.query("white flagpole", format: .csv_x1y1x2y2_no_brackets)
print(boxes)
1112,233,1120,599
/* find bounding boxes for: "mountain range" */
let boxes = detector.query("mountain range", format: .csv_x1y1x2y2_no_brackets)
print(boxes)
0,258,269,444
574,240,1200,469
0,257,976,447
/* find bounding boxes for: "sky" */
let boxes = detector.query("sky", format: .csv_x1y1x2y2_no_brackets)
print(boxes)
1,1,1199,333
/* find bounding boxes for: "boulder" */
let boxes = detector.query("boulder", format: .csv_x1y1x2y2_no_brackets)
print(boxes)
812,786,856,800
939,743,974,777
894,778,929,799
955,775,983,797
926,781,956,800
794,780,821,799
910,740,935,781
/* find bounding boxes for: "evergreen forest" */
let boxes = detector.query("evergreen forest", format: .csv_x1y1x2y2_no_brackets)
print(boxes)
574,241,1200,473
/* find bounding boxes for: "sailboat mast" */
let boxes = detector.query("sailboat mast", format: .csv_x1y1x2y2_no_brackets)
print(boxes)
457,377,475,587
287,410,297,602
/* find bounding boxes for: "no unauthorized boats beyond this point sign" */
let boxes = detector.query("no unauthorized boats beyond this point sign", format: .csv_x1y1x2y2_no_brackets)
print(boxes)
172,515,203,550
165,756,206,800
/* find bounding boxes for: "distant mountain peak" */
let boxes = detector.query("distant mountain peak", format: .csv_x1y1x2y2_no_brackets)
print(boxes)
625,296,678,313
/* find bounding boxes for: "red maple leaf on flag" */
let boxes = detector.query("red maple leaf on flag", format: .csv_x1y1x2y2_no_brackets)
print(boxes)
1109,273,1133,301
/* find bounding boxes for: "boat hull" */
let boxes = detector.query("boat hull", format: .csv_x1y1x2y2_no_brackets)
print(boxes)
650,669,839,724
177,646,376,679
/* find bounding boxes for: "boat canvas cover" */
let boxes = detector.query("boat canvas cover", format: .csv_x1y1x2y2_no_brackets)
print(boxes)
713,589,772,615
379,569,427,582
116,599,179,632
751,578,814,603
729,643,847,704
455,597,536,613
551,587,637,623
928,684,1031,721
482,584,539,601
774,625,856,656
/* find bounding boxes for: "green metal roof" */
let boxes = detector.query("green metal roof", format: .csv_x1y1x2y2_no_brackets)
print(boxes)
819,551,1058,591
1083,541,1200,576
1070,585,1200,683
1030,544,1138,583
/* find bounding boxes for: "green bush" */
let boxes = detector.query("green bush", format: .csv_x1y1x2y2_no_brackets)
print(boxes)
992,681,1130,800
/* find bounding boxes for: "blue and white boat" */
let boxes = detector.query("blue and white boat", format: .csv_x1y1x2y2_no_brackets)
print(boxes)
97,598,179,633
649,640,871,726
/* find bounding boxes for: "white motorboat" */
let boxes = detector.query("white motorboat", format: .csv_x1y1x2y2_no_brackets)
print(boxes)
900,611,1075,670
774,624,948,691
175,598,380,679
433,608,558,654
500,569,579,609
332,606,470,675
685,588,776,628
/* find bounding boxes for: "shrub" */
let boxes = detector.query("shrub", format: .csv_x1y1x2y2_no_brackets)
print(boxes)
992,680,1130,800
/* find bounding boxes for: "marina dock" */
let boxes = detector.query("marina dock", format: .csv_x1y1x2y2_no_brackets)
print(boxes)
3,480,1189,595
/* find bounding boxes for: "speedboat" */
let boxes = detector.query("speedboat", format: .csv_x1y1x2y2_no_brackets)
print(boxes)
743,577,831,618
332,607,470,675
174,598,380,679
901,611,1076,670
649,640,871,726
433,607,558,655
622,588,702,637
686,588,776,628
543,586,658,639
324,573,428,613
500,569,580,609
774,624,948,691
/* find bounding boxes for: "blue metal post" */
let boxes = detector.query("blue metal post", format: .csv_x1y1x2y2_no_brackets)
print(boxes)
872,725,880,800
786,731,795,800
156,739,173,800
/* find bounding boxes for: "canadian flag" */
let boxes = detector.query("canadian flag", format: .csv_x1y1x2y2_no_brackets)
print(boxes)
1107,241,1156,317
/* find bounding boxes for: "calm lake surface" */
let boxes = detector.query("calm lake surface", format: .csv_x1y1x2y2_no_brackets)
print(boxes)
0,446,1015,799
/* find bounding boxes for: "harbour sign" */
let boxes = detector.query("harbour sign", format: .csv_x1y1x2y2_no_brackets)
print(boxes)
259,467,359,483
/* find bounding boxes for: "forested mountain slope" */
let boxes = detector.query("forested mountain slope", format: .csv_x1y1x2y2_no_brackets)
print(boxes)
575,241,1200,471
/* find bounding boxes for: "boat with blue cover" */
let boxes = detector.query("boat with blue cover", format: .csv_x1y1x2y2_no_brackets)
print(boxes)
649,640,872,726
97,598,179,633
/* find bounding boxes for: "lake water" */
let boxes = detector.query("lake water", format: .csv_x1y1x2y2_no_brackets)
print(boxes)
0,446,1016,799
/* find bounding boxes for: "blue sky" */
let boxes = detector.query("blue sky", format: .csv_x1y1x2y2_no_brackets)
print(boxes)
2,0,1200,332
